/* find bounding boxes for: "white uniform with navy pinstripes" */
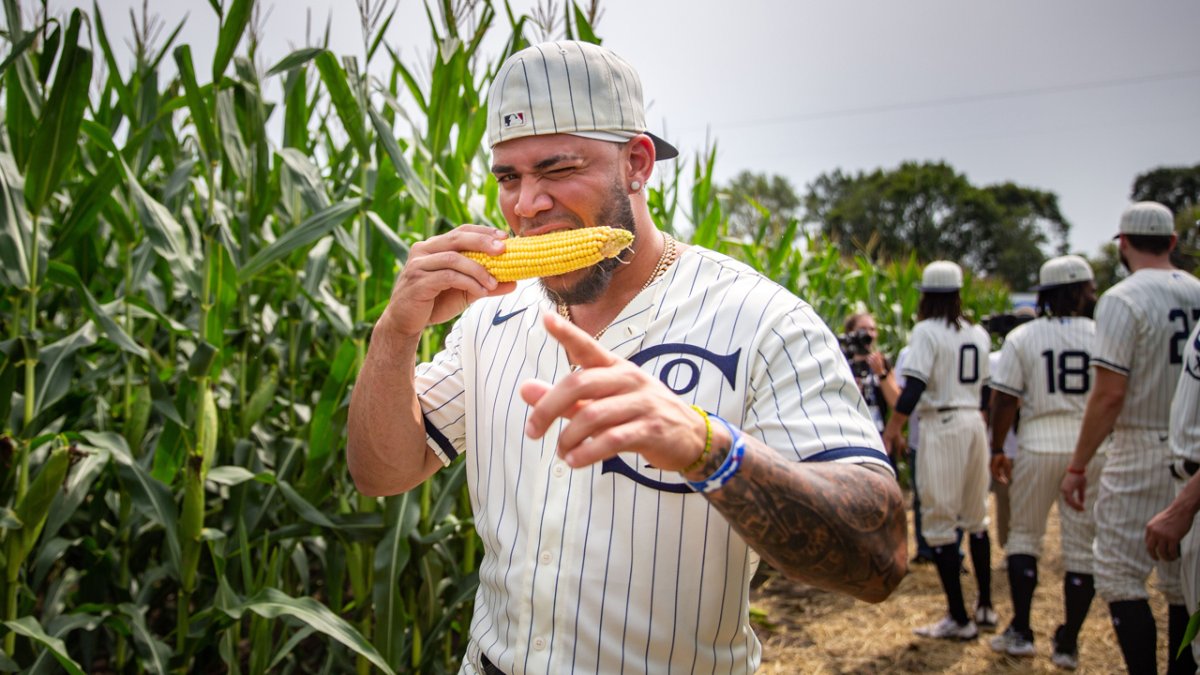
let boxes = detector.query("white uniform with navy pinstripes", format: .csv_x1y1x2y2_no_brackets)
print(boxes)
989,317,1102,571
1171,322,1200,663
416,246,888,674
1090,268,1200,603
901,318,991,546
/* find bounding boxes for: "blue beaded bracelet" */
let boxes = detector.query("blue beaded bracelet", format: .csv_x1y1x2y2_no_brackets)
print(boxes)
686,414,745,493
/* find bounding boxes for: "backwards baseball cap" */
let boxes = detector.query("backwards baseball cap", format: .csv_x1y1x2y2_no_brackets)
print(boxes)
1116,201,1174,238
486,40,678,160
919,260,963,292
1035,254,1094,291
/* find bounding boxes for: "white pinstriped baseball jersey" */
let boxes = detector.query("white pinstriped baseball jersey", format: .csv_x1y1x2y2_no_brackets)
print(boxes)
989,316,1096,453
1172,321,1200,463
415,245,888,674
1092,269,1200,430
900,318,990,414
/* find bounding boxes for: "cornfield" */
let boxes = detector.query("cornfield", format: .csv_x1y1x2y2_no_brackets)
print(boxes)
0,1,1007,673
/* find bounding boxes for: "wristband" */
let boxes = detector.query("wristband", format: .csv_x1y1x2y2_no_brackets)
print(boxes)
990,447,1006,456
686,415,745,494
1066,466,1086,476
681,405,713,474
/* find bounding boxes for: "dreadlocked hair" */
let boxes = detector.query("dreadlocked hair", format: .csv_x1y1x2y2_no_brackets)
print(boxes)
1037,281,1090,318
918,291,964,330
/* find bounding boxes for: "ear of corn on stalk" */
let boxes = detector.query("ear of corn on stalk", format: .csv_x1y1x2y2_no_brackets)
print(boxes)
462,226,635,282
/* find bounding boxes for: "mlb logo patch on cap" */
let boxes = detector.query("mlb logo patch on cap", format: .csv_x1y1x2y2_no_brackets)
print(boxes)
502,112,526,129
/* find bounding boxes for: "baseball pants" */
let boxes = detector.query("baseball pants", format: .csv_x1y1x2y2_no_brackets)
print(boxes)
916,409,990,546
1174,474,1200,664
1093,429,1184,604
1006,449,1104,573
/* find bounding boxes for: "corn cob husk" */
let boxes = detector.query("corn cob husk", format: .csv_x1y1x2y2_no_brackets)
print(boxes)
462,226,634,282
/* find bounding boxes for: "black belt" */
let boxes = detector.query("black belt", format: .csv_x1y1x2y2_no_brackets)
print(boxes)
1170,460,1200,480
480,653,506,675
936,406,973,413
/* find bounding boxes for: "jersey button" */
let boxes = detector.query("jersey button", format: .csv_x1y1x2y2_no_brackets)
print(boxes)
539,551,552,565
533,637,546,651
552,463,567,477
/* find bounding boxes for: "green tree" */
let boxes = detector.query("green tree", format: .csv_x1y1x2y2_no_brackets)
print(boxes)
1088,241,1127,294
720,170,801,242
1130,164,1200,270
803,161,1070,289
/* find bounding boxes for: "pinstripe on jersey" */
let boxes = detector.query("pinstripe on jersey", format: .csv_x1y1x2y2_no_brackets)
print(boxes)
1171,321,1200,463
989,316,1096,453
1092,269,1200,430
900,318,991,413
415,245,888,674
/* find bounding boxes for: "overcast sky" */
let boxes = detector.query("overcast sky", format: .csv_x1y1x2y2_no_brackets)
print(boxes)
71,0,1200,258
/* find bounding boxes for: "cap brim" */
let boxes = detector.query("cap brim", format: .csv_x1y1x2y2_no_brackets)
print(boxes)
919,286,961,293
647,132,678,161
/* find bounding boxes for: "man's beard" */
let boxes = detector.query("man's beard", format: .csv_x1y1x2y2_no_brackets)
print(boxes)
1119,251,1130,272
541,181,637,306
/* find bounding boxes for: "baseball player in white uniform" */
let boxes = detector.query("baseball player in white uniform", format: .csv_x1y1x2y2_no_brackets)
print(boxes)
884,261,994,640
987,255,1100,669
1146,320,1200,666
347,40,907,674
1060,201,1200,675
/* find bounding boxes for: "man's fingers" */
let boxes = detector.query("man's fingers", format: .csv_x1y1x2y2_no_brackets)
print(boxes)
519,379,551,407
523,367,628,439
543,311,619,369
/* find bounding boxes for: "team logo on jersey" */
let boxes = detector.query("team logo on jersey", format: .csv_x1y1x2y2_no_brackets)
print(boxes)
1187,333,1200,381
502,111,526,128
601,343,741,493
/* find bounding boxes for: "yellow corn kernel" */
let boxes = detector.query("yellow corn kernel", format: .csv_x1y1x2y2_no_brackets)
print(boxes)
462,226,635,282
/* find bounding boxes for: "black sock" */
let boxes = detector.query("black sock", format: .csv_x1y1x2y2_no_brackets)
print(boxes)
1055,572,1094,653
934,544,969,624
1109,599,1157,675
969,530,992,608
1168,603,1197,675
1007,554,1038,635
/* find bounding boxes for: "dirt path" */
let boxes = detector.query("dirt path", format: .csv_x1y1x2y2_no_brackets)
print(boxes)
750,492,1171,674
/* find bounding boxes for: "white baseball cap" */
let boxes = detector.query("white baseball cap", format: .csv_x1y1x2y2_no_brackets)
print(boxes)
919,260,963,292
487,41,678,160
1116,201,1174,237
1035,254,1094,290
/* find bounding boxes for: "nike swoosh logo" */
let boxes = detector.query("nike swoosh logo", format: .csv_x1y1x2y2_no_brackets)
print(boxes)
492,307,527,325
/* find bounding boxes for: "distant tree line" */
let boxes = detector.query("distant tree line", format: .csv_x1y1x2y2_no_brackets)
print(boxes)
720,162,1200,293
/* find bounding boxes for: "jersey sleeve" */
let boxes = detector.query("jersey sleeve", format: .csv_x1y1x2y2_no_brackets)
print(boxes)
743,303,889,468
989,334,1024,397
413,318,468,465
900,323,934,383
1092,294,1137,375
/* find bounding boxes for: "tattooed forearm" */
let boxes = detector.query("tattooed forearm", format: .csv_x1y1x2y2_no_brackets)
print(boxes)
698,437,908,603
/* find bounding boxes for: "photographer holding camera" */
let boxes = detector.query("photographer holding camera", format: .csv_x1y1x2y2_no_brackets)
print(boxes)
842,313,900,435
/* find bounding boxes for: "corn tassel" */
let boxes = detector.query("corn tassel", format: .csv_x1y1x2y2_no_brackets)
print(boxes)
462,226,634,282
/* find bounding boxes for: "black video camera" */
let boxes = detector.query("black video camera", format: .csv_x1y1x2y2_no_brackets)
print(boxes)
839,329,873,359
983,313,1035,338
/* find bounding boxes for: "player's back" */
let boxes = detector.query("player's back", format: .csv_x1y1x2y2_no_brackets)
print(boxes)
1094,269,1200,429
990,316,1095,451
902,317,991,414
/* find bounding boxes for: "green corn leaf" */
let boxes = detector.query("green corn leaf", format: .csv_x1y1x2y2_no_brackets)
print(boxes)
25,614,105,675
9,445,70,572
242,366,278,432
92,2,135,121
0,27,38,80
305,337,358,474
24,9,92,214
39,437,110,546
197,385,218,476
267,626,316,671
205,466,259,487
366,210,410,263
267,47,323,77
369,107,431,206
123,382,153,453
1,617,84,675
52,159,122,255
238,198,360,283
373,492,421,663
45,262,149,360
236,588,396,675
570,2,601,44
0,152,32,288
117,603,171,675
211,0,253,82
217,88,249,180
277,480,336,529
173,45,218,161
314,51,370,158
35,25,60,84
278,148,331,212
32,325,95,422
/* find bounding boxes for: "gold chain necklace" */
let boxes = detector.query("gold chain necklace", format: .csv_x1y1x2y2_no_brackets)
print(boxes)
556,232,677,340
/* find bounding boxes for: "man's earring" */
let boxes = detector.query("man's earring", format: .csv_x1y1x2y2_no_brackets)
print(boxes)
630,181,641,191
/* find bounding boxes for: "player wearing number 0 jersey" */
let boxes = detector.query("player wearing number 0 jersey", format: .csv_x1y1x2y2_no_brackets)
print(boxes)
884,261,994,640
987,256,1101,668
1061,202,1200,675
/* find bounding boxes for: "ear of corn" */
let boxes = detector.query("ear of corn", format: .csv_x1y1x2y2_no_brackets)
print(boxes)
461,226,635,282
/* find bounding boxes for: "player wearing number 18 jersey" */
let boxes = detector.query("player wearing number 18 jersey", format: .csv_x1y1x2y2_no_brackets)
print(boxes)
884,261,994,640
987,256,1100,669
1060,202,1200,674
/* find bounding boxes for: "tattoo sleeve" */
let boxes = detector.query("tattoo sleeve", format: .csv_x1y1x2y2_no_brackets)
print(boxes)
700,436,908,603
